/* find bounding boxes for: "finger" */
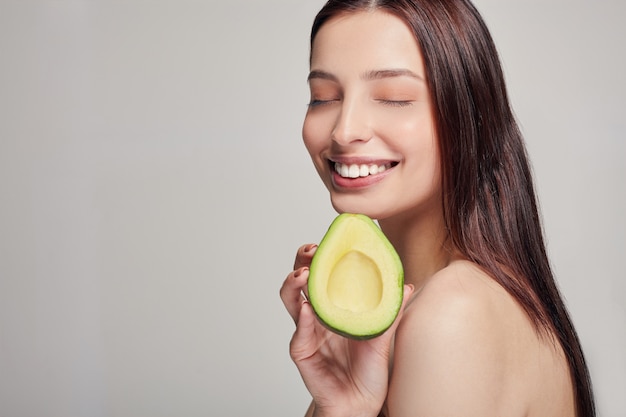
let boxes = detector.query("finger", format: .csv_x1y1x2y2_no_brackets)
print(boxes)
387,284,415,333
293,243,318,270
396,284,416,321
289,300,318,363
369,284,415,349
280,267,310,323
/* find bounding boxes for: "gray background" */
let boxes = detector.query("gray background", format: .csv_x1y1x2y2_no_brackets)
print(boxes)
0,0,624,416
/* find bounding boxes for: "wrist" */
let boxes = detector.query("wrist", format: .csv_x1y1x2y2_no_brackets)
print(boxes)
312,403,378,417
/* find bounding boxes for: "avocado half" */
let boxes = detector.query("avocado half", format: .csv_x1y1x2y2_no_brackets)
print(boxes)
308,213,404,339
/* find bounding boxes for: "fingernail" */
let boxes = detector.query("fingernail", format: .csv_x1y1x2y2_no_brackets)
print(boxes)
294,267,308,278
304,244,317,254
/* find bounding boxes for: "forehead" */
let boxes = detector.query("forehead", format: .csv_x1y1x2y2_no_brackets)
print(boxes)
310,10,425,75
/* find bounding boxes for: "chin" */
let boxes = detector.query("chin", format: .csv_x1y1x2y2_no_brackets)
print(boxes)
330,195,394,221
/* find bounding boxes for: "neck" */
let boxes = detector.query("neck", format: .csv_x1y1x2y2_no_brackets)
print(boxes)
378,209,456,290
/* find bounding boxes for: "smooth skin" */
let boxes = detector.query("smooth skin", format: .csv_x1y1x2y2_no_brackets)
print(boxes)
280,10,576,417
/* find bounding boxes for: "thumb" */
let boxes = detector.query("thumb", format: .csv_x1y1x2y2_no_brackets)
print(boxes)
371,284,415,347
394,283,415,325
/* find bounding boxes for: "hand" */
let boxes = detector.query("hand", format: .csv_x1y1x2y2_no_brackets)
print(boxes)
280,244,414,417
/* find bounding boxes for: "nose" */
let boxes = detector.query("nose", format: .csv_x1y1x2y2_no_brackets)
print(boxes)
331,97,373,146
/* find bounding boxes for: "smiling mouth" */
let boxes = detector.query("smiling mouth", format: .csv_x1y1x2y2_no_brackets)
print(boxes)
332,161,398,179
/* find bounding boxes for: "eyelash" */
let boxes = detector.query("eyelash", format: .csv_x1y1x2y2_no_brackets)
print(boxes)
377,99,413,108
308,99,338,108
308,99,413,108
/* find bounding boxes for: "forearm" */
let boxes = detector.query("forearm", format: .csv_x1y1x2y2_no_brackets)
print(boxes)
305,401,314,417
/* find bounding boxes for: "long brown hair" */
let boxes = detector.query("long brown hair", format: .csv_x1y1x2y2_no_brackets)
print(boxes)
310,1,595,415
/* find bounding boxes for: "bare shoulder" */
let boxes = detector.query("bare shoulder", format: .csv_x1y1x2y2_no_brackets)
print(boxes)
397,260,524,381
406,259,508,319
400,260,519,344
387,260,575,417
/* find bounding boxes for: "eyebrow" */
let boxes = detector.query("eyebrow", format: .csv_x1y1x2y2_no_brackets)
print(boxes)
307,69,337,82
307,68,423,82
363,68,423,81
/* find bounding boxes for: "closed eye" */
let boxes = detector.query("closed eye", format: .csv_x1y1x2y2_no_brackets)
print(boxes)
308,99,340,108
377,99,413,108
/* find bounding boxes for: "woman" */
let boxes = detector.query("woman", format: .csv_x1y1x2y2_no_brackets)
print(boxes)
280,1,595,416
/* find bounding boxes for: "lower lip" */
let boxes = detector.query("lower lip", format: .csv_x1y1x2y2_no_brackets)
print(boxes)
331,167,393,189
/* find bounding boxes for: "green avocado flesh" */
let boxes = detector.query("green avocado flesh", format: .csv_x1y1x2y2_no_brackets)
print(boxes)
308,213,404,339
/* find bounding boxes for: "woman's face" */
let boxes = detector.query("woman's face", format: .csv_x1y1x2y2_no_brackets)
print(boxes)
303,10,442,222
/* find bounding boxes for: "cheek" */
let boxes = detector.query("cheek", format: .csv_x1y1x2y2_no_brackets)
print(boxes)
391,115,435,152
302,113,327,157
302,115,334,187
393,115,440,176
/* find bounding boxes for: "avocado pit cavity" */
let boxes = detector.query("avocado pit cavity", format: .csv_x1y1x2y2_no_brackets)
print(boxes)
327,250,383,312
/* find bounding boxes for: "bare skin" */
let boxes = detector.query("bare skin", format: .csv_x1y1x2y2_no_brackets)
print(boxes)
281,247,575,417
280,10,576,417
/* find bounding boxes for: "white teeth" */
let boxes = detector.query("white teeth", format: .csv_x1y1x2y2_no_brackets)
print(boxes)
348,164,360,178
340,163,349,178
334,162,392,178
